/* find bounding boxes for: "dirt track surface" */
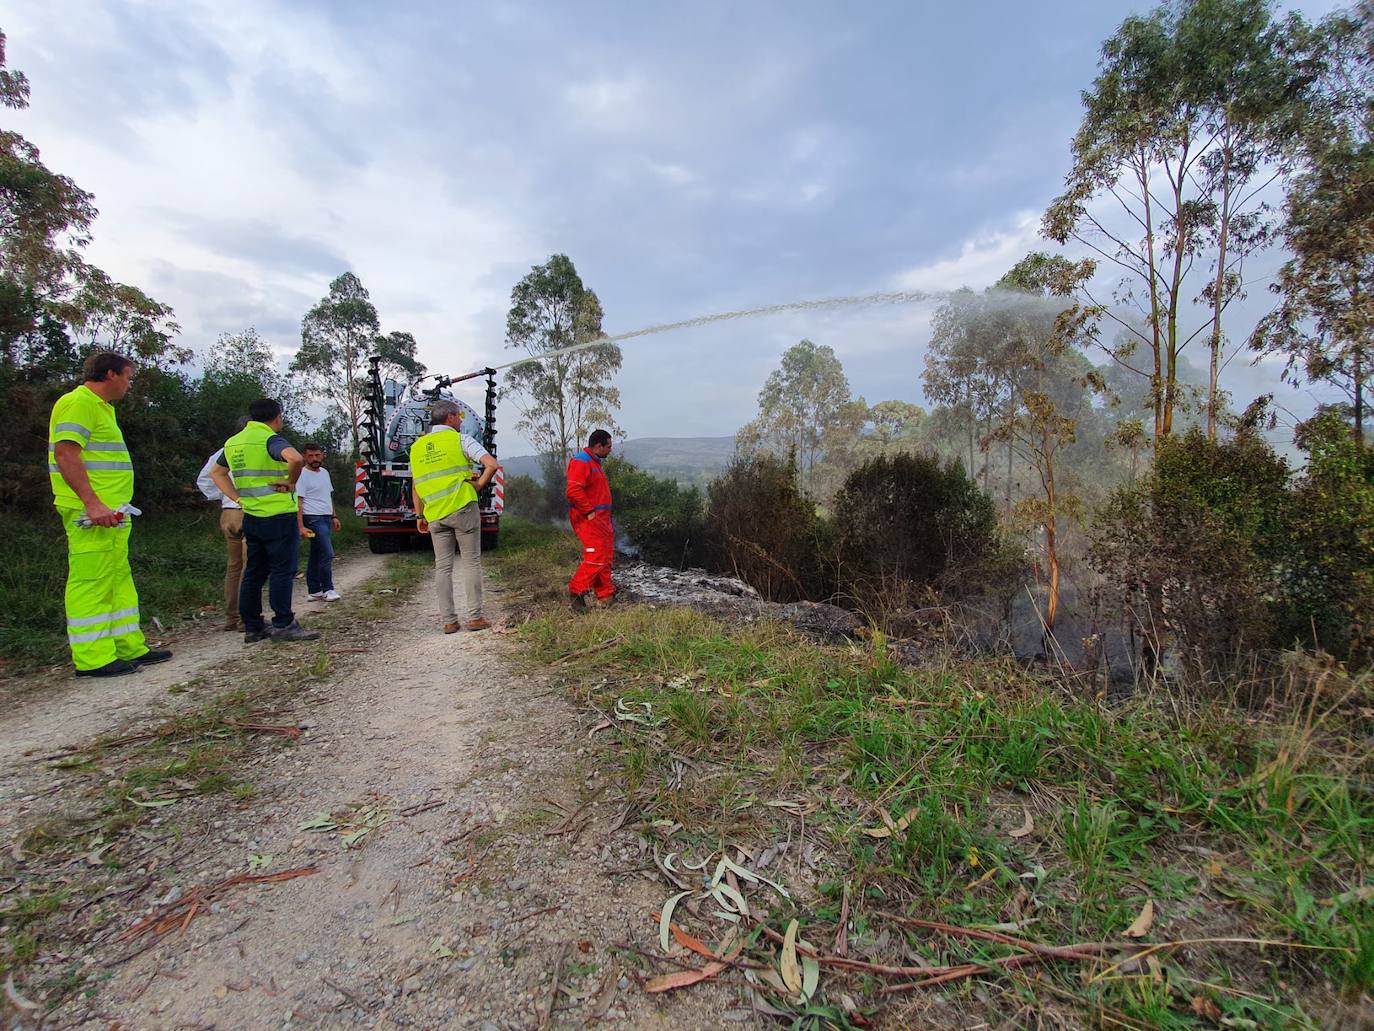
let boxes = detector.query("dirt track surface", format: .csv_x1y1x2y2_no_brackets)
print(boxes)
0,551,383,785
0,555,731,1030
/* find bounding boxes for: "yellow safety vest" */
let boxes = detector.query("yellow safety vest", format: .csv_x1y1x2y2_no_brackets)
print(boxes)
410,428,478,523
48,384,134,510
223,422,297,517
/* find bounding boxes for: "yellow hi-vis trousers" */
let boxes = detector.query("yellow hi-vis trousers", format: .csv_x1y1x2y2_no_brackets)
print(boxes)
60,507,148,670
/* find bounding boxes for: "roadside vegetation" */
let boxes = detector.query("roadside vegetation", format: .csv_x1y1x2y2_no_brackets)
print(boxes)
0,511,367,672
491,518,1373,1029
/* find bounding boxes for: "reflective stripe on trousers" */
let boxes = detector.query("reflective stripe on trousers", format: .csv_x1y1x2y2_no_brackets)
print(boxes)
61,508,148,670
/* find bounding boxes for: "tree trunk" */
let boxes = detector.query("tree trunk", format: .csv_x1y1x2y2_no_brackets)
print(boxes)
1207,133,1233,443
1139,148,1165,440
1356,342,1365,444
1042,432,1060,639
1354,281,1365,444
1163,142,1192,439
967,407,975,479
982,413,992,493
1005,431,1013,519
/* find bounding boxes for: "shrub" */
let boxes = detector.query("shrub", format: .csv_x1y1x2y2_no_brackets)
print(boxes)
833,452,1020,626
603,456,705,568
703,453,833,602
1089,427,1293,676
1283,412,1374,663
503,473,545,520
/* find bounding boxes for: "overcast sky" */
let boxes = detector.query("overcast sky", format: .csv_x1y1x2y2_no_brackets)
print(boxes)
5,0,1345,454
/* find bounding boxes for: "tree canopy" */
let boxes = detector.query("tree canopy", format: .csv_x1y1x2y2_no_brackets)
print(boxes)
503,253,621,461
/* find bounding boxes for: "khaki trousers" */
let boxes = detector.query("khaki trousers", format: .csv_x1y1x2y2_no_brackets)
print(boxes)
429,502,482,624
220,507,246,625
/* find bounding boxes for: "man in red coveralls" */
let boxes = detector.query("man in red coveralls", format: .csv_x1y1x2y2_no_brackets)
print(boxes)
566,429,615,611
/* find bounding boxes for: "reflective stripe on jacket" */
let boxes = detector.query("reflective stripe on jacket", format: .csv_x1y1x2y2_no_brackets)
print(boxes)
49,384,134,510
410,428,478,523
223,422,296,517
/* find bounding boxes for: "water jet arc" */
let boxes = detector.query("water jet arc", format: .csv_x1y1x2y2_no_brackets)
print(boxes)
453,288,944,381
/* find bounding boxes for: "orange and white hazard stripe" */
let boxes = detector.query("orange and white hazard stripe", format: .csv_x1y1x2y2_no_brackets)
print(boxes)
353,462,368,513
492,467,505,513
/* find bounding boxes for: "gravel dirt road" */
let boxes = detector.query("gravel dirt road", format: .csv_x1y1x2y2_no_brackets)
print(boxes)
0,554,733,1030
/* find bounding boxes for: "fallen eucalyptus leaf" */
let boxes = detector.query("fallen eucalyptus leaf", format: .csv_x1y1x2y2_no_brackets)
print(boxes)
1124,899,1155,938
125,795,177,808
299,813,337,832
1009,808,1034,838
799,938,820,1001
659,891,691,953
780,919,802,995
861,806,918,839
4,973,39,1011
646,963,724,993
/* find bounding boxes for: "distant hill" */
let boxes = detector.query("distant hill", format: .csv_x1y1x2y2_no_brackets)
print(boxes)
499,436,735,485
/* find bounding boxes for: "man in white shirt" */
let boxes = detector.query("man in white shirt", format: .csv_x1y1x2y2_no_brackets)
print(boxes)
196,417,248,631
297,443,342,601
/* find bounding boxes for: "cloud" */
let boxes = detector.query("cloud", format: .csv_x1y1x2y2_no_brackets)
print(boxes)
162,214,352,278
645,160,697,188
7,0,1321,457
891,211,1044,293
730,125,849,209
563,75,647,130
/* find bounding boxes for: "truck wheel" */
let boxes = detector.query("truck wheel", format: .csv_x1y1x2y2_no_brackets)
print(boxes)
368,534,401,554
481,530,499,552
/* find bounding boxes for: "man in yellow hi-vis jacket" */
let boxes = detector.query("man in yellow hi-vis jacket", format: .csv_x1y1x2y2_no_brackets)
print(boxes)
411,399,498,634
49,352,173,678
210,398,320,643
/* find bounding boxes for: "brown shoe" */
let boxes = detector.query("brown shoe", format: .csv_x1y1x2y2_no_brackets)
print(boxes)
222,620,242,632
443,622,461,634
463,617,492,632
569,592,588,612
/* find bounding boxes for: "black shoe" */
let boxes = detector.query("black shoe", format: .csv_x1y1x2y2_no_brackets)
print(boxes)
244,628,272,643
569,592,588,612
271,621,320,642
131,649,173,666
75,659,139,678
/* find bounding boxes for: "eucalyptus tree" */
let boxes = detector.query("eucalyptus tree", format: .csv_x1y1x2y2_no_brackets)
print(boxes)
292,272,381,459
1252,3,1373,441
924,289,1010,490
923,254,1101,634
0,30,182,378
371,329,426,392
1044,0,1312,440
736,338,858,496
504,254,621,463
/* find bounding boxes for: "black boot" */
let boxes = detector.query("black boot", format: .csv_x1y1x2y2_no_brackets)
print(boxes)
76,659,139,678
271,621,321,642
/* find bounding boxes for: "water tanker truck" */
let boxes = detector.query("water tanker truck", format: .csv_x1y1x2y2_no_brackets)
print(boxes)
353,354,504,553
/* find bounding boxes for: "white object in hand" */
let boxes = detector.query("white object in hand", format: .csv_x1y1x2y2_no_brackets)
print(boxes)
77,503,143,528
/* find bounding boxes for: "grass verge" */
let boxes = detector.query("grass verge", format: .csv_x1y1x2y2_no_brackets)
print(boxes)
0,509,368,671
490,517,1374,1030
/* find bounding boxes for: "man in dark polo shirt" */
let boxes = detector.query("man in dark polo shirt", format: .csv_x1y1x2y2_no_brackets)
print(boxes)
209,399,320,643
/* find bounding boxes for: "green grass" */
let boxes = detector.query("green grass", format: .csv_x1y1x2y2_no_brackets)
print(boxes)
0,509,368,669
487,515,579,605
489,516,1374,1029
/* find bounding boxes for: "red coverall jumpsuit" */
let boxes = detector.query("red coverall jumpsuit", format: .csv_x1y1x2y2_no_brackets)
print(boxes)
566,449,614,600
